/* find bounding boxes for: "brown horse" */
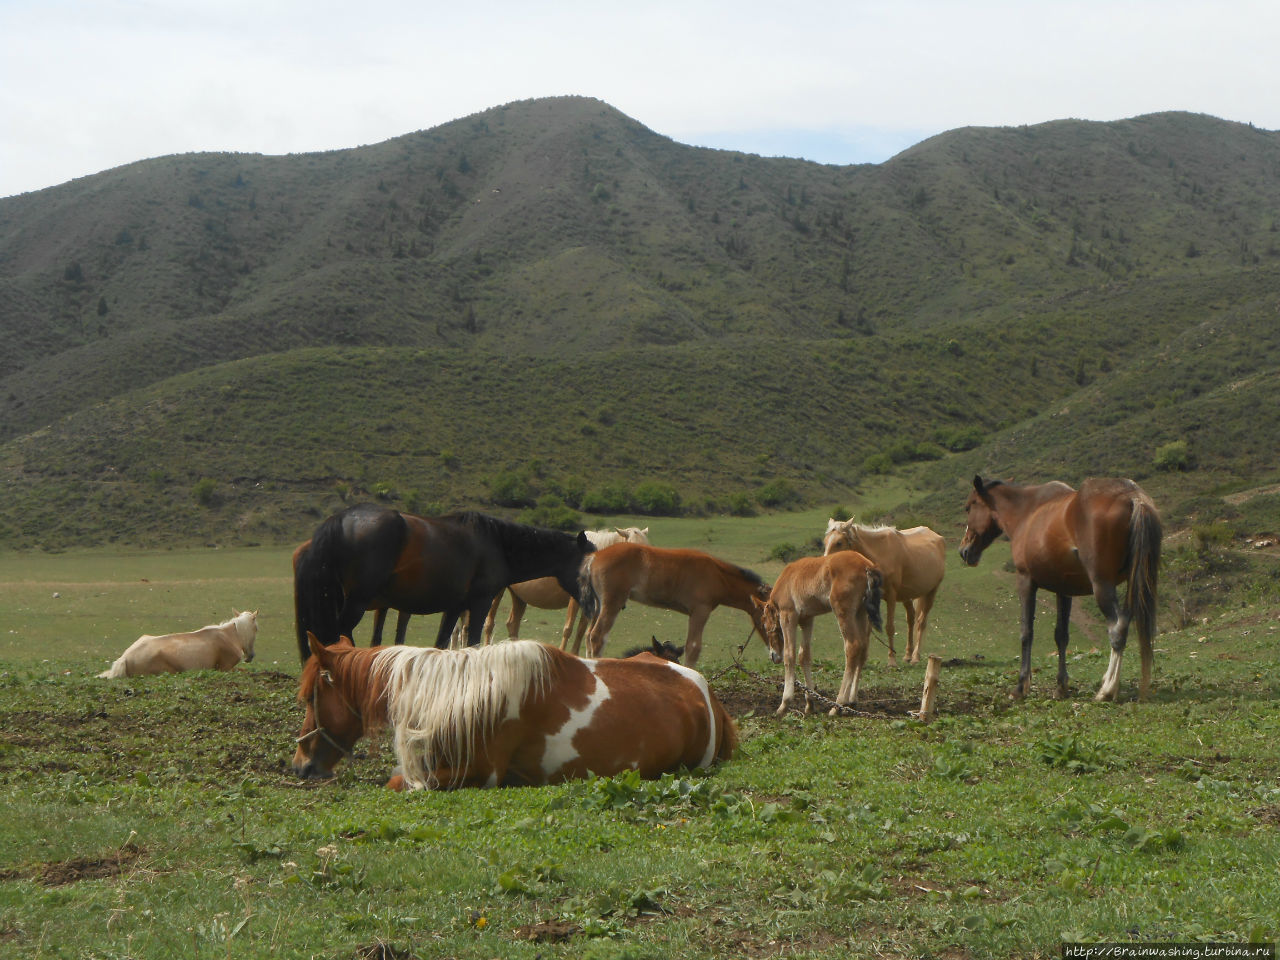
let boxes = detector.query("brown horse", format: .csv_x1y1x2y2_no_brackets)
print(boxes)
959,476,1161,701
291,635,736,788
823,519,946,666
293,505,594,661
577,543,773,666
753,552,883,716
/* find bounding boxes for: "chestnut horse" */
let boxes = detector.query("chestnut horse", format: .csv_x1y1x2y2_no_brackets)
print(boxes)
293,505,594,661
959,476,1161,701
577,542,773,666
753,552,883,716
291,635,736,788
99,610,258,678
823,519,946,666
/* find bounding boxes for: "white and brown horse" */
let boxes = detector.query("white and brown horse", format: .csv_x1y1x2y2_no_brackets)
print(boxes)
577,543,773,666
291,635,737,789
98,610,258,678
823,519,945,666
753,552,883,716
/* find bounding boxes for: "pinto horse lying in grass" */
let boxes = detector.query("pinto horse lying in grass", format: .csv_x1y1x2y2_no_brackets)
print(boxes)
292,635,736,789
959,475,1161,702
98,610,258,678
753,553,883,716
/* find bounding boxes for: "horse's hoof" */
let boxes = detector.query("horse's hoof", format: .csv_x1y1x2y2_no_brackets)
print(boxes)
828,705,840,717
385,774,407,791
775,703,789,717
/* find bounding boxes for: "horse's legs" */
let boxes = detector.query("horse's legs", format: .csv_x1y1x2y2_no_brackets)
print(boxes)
337,601,366,643
465,596,493,647
435,610,462,649
1053,593,1072,698
504,592,526,641
799,618,815,715
683,607,711,668
1092,580,1130,702
910,590,937,665
481,593,502,644
370,608,388,646
584,592,625,658
1015,575,1038,699
901,598,919,663
882,586,899,667
832,602,869,713
776,610,801,716
560,599,580,651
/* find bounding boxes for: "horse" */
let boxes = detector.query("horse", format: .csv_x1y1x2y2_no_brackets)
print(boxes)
291,634,737,788
959,476,1162,702
823,518,946,666
621,637,685,662
293,505,595,662
455,526,652,649
752,553,883,716
577,542,774,666
98,610,258,678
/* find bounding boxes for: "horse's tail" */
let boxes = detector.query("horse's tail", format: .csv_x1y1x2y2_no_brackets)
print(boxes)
577,554,600,625
294,517,348,663
1127,493,1162,692
863,567,884,633
98,656,127,679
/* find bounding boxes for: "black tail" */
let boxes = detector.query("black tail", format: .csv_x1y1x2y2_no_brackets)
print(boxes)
864,568,884,633
294,516,348,663
1126,496,1162,647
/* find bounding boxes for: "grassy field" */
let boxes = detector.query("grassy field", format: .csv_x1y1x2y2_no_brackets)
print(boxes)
2,514,1278,958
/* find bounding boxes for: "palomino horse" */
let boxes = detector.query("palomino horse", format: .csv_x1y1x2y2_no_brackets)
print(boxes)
291,635,736,788
577,543,773,666
753,553,883,716
959,476,1162,701
293,505,594,661
823,519,946,666
455,527,651,649
99,610,258,678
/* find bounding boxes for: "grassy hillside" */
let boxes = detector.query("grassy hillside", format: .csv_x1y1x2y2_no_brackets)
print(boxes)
2,98,1279,566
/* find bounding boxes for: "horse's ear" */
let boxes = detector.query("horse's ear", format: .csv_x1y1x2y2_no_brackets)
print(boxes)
307,632,326,661
973,475,985,494
577,531,592,550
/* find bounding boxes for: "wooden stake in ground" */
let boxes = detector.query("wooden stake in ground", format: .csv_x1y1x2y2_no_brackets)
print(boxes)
918,655,941,721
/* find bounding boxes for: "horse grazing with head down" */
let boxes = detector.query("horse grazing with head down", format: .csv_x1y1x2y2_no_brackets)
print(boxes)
293,505,595,662
98,610,258,678
959,476,1162,702
753,552,883,716
823,518,946,666
291,635,736,788
577,542,773,666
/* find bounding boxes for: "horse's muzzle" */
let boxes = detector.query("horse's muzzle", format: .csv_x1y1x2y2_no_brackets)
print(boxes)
769,649,783,665
958,544,982,567
293,759,333,781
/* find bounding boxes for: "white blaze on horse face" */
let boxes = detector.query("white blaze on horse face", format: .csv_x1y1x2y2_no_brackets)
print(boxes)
661,661,718,769
540,660,611,779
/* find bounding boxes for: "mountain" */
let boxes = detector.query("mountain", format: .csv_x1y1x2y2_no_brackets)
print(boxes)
1,97,1279,550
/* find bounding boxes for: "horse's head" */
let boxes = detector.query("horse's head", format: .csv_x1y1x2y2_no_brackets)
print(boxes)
649,636,684,662
959,476,1003,567
292,635,365,781
750,595,784,664
234,609,258,662
616,526,651,545
822,519,858,556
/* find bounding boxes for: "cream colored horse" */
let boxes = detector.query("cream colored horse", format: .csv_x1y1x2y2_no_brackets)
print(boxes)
451,527,651,648
823,519,946,666
98,610,258,678
752,552,883,716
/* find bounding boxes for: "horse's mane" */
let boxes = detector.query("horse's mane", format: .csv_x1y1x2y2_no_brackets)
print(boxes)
373,641,555,789
298,645,392,721
443,511,585,555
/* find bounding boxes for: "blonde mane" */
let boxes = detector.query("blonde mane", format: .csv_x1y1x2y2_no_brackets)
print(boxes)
374,640,554,789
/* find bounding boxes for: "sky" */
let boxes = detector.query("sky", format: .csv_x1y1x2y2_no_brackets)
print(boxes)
2,0,1279,199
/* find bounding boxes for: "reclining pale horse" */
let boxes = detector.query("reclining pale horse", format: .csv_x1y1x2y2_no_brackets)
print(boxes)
98,610,258,678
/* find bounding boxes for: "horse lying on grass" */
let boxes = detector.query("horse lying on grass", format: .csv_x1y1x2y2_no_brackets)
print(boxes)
754,552,883,716
292,635,736,789
98,610,258,678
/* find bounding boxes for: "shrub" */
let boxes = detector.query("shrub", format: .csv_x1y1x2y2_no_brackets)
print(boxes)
758,479,801,509
488,471,536,508
192,478,217,507
726,492,756,517
582,484,631,514
631,481,682,516
1153,439,1192,472
519,496,582,531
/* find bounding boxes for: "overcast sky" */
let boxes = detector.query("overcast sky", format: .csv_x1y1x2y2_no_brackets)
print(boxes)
2,0,1278,199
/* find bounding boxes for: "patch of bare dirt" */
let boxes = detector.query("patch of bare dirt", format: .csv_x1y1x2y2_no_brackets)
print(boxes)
1251,804,1280,826
354,943,417,960
0,844,144,886
513,919,581,943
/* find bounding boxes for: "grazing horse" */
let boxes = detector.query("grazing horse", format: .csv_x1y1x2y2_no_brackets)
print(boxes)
291,635,736,788
460,526,652,649
577,542,773,666
98,610,258,678
959,476,1161,701
293,505,594,662
752,553,883,716
823,519,946,666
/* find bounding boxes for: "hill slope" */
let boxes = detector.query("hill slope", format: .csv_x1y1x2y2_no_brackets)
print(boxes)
1,97,1279,549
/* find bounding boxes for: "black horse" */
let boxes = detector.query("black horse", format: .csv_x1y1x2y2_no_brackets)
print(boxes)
294,505,595,662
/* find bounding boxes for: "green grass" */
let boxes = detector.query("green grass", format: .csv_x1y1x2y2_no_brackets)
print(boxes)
2,518,1279,957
